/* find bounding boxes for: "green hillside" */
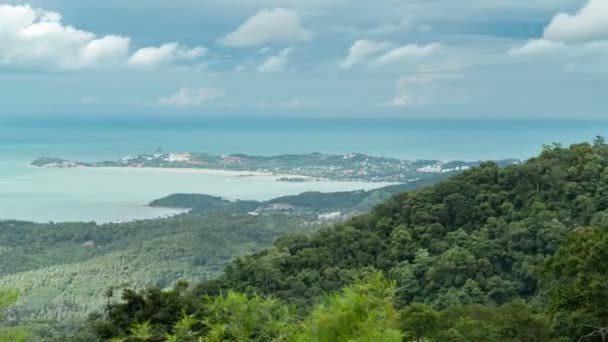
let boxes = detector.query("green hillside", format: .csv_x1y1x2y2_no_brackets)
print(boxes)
0,180,444,340
91,138,608,341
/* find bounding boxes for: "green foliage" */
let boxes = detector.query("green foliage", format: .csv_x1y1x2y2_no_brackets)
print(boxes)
543,225,608,340
209,141,608,314
92,139,608,341
0,288,19,319
149,194,259,215
436,301,555,342
15,138,608,340
0,212,318,330
292,272,402,342
151,182,439,215
202,292,295,341
0,327,30,342
399,303,440,341
128,321,153,340
0,289,30,342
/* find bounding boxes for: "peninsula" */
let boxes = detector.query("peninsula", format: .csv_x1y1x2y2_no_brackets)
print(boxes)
31,152,520,183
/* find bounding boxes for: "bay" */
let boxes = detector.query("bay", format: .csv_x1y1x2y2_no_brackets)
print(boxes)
1,118,607,223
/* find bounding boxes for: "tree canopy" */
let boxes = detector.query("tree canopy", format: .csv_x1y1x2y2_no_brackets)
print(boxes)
89,139,608,341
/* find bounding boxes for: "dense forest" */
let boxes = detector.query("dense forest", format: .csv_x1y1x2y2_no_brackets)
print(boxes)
0,178,446,340
149,180,442,215
85,138,608,341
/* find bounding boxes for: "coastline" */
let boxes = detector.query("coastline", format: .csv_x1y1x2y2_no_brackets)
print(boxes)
68,166,402,185
34,164,348,183
31,164,405,186
97,166,275,178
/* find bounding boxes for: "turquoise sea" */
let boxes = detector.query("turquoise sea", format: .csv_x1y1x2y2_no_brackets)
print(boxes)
1,118,607,223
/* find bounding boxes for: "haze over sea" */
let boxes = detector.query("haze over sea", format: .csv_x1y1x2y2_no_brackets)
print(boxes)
1,118,607,223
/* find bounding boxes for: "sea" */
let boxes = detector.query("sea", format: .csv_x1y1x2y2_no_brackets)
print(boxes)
1,118,607,223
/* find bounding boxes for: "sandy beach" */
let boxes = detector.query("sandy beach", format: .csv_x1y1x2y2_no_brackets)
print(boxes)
97,166,275,178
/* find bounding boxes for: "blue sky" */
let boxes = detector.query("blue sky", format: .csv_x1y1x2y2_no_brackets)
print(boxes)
0,0,606,119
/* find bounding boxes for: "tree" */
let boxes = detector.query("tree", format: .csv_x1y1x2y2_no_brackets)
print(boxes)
202,292,295,341
0,289,19,320
0,289,29,342
543,226,608,340
293,272,403,342
399,303,440,342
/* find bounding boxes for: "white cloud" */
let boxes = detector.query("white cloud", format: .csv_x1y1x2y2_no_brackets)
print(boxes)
544,0,608,44
508,39,566,56
373,43,441,67
340,40,391,69
257,47,292,73
158,86,224,107
0,4,203,71
128,43,207,68
389,70,461,107
507,0,608,67
221,8,311,47
390,74,435,107
0,4,130,70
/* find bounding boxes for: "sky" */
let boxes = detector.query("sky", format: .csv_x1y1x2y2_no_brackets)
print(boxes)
0,0,606,119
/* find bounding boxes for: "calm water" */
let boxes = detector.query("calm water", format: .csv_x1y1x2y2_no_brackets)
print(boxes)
1,118,607,223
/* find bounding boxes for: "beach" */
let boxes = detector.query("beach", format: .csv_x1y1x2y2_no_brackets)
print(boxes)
0,162,393,223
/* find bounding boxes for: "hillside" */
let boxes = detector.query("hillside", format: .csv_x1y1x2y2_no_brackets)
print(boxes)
91,138,608,341
0,180,445,340
149,180,444,217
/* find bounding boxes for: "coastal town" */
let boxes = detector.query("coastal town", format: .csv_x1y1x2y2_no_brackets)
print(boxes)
31,152,521,183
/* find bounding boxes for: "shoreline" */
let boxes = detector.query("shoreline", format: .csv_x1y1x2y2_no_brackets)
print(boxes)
71,166,400,185
33,164,394,184
97,166,275,178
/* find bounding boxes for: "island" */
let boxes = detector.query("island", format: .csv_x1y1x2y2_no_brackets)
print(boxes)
31,152,521,183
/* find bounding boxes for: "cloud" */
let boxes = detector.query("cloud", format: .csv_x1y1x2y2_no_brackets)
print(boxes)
544,0,608,44
509,0,608,59
0,4,204,71
0,4,129,70
221,8,311,47
389,70,461,107
257,47,292,72
373,43,441,67
158,86,224,107
340,40,391,69
508,39,566,56
128,43,207,68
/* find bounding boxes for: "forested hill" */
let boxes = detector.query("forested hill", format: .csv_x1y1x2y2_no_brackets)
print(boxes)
149,180,444,216
92,138,608,341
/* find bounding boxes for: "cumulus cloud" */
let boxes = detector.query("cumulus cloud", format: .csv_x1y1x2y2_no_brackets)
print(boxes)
221,8,311,47
544,0,608,44
509,0,608,58
257,47,292,73
158,86,224,107
373,43,441,67
0,4,204,70
340,40,391,69
128,43,207,68
508,39,566,56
